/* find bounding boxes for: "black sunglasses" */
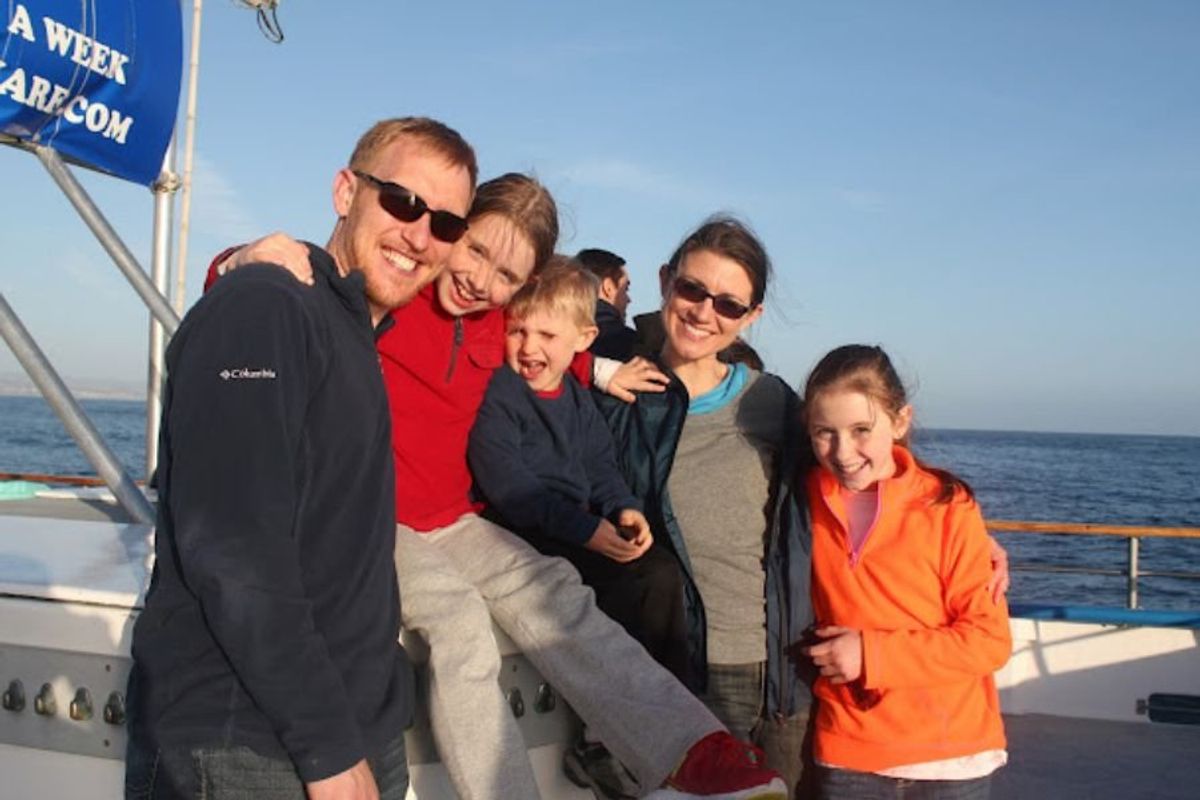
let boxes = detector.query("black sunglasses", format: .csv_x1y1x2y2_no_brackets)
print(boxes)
671,275,755,320
352,170,469,244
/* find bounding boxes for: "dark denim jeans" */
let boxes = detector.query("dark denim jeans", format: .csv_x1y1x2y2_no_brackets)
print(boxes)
819,766,993,800
124,735,408,800
701,661,816,799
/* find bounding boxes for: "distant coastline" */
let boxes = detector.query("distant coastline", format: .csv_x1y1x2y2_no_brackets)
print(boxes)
0,374,144,402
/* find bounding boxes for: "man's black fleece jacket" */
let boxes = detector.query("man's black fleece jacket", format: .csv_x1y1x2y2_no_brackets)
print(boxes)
128,249,412,782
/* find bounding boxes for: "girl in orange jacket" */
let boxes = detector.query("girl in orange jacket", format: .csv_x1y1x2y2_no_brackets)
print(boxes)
800,344,1011,800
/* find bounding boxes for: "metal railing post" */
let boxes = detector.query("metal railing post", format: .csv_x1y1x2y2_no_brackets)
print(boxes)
1128,536,1140,609
147,143,180,477
34,147,180,337
0,294,155,525
988,520,1200,608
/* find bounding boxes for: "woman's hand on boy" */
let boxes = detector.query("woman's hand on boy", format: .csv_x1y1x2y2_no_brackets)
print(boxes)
803,625,863,684
586,511,653,563
605,357,670,403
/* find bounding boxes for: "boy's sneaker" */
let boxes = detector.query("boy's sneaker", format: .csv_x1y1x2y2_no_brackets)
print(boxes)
649,731,788,800
563,739,642,799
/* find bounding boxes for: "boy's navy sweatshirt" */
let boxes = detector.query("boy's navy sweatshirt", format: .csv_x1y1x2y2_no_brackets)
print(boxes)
129,249,413,782
468,365,639,545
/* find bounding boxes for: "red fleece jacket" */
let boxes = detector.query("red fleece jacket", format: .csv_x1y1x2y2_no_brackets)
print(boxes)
377,285,502,529
807,446,1011,772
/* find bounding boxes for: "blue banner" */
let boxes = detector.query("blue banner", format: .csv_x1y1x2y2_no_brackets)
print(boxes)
1,1,183,186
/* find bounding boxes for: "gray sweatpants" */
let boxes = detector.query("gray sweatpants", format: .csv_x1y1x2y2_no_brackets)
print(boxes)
394,514,723,800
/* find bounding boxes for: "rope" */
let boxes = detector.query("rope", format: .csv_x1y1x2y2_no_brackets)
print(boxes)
236,1,284,44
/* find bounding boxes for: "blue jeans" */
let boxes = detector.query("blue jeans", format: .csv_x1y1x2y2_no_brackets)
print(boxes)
124,735,408,800
819,767,993,800
702,661,815,799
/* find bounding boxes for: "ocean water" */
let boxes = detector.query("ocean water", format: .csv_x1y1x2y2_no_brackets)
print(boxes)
0,396,148,478
1,395,1198,609
913,428,1200,611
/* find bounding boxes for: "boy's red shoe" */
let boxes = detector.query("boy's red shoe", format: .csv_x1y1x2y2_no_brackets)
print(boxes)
658,731,788,800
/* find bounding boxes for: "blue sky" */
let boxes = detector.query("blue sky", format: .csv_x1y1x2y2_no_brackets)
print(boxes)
2,1,1197,435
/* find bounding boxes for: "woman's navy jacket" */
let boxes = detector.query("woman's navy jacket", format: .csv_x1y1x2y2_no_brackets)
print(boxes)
595,369,815,718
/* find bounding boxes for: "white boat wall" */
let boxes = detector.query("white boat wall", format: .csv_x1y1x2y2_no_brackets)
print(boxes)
1001,614,1200,724
0,510,592,799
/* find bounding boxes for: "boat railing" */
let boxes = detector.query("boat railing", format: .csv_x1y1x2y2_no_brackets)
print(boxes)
987,519,1200,611
0,145,177,527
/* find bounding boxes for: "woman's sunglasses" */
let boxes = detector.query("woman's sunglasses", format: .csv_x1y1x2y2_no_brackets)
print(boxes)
671,275,754,320
352,170,470,244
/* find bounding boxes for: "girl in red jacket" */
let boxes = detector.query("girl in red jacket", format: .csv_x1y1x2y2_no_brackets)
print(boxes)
801,344,1011,800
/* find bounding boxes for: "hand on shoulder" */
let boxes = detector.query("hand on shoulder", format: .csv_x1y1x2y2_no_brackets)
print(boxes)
601,356,670,403
220,232,314,286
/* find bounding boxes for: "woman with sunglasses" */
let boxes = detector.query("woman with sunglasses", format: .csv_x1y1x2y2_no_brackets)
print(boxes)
594,216,817,798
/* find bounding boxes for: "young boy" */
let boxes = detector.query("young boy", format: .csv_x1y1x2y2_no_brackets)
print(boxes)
470,262,693,681
471,259,724,798
469,259,654,564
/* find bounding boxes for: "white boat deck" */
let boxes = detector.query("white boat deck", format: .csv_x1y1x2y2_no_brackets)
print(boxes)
0,490,141,523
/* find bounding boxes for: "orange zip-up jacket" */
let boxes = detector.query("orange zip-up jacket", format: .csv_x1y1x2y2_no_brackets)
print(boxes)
806,446,1011,772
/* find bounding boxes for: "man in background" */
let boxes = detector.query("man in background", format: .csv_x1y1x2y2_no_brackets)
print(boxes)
577,247,637,360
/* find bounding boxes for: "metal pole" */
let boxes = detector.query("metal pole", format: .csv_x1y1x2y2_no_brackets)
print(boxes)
1128,536,1140,609
173,0,206,316
35,146,181,337
0,294,155,525
147,141,179,476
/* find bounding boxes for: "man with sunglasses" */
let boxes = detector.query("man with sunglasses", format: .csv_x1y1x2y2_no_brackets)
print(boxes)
126,117,475,800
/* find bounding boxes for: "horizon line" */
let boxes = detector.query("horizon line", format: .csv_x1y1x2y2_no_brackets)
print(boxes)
0,391,1196,441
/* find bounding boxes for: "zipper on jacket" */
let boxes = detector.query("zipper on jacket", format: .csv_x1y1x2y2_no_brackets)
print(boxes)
846,491,882,568
445,317,464,382
772,486,791,718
